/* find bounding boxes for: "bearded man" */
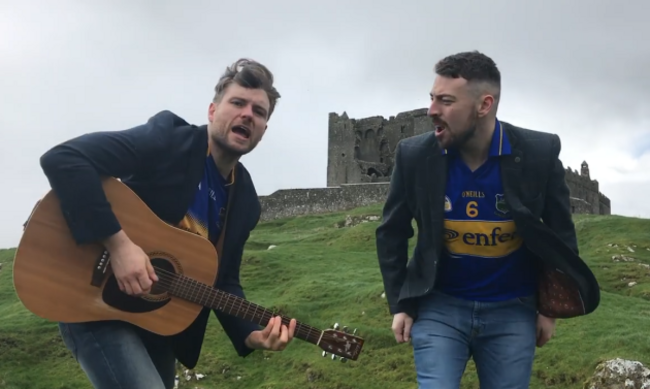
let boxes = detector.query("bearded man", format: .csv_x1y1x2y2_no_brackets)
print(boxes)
376,50,600,389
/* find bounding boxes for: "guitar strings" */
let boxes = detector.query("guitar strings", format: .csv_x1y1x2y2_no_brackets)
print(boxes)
147,269,329,345
131,266,340,346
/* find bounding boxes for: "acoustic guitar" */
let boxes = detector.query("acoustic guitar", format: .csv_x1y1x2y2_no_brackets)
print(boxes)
12,177,364,362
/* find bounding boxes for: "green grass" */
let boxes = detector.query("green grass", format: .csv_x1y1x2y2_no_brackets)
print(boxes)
1,207,650,388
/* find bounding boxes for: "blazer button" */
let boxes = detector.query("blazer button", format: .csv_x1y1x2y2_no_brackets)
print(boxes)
515,157,521,163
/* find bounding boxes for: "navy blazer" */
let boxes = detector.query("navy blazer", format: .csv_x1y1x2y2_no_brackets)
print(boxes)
39,110,262,369
376,121,600,320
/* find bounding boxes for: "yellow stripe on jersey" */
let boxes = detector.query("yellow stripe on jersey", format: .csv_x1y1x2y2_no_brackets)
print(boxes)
443,219,522,258
177,211,209,238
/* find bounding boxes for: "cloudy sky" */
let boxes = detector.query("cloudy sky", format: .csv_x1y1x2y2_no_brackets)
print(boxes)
1,0,648,248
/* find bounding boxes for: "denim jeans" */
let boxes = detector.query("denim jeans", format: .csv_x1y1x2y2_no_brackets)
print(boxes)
58,320,177,389
410,291,537,389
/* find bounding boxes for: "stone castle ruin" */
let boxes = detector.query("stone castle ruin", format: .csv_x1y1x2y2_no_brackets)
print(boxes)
326,108,430,186
258,108,611,220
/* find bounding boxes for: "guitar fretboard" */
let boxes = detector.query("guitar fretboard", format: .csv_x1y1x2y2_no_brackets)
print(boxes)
167,272,324,345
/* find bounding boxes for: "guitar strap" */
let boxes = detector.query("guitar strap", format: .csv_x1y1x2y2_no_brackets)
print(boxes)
215,166,236,258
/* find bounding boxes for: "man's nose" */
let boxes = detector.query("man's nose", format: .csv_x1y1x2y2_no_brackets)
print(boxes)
241,104,254,119
427,101,440,117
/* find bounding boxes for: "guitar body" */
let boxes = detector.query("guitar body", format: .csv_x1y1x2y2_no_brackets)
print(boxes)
13,177,219,336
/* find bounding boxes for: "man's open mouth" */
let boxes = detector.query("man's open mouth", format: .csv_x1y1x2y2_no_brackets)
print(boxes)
232,125,251,139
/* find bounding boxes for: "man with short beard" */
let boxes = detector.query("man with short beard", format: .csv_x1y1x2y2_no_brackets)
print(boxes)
39,58,297,389
376,51,600,388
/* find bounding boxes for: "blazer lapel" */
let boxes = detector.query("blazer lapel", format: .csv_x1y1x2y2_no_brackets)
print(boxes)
499,126,525,212
424,137,448,250
215,164,237,259
426,153,447,218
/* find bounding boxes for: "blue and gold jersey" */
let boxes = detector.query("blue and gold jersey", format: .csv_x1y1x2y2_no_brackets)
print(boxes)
177,145,232,245
436,120,538,302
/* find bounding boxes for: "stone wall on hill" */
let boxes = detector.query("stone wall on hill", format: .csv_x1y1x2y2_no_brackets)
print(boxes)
258,182,389,221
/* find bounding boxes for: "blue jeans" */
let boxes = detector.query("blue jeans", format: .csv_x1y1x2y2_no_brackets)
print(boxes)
410,291,537,389
58,320,177,389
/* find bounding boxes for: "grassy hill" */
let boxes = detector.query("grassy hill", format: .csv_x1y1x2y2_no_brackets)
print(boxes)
1,205,650,389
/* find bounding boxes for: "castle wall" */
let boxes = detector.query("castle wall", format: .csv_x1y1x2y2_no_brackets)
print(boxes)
563,165,612,215
563,167,600,214
569,197,592,214
260,109,612,221
599,192,612,215
327,108,432,187
259,183,390,221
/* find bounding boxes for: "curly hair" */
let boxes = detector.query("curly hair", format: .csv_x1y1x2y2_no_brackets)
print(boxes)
213,58,281,119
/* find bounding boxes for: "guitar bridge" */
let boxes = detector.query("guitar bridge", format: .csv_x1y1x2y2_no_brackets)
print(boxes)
91,250,111,287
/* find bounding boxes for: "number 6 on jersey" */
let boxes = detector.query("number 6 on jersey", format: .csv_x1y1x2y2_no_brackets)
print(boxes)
466,201,479,218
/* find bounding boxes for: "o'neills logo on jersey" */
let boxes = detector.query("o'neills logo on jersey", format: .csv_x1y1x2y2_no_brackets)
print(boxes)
443,219,522,258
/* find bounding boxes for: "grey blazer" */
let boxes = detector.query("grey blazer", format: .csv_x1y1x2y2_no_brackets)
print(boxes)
375,120,600,320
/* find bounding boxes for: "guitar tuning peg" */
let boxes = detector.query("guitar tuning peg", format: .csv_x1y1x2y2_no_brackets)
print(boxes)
340,357,348,363
342,325,349,333
352,328,357,335
322,351,328,357
331,354,337,361
333,323,339,330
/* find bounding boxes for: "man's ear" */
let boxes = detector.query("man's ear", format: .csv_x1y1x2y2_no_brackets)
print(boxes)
477,94,495,118
208,102,217,122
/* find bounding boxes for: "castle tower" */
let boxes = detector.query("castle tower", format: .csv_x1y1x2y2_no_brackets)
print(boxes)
581,161,590,179
326,108,433,187
326,112,356,187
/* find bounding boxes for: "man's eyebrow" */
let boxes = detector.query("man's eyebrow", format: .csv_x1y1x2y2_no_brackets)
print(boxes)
429,92,456,99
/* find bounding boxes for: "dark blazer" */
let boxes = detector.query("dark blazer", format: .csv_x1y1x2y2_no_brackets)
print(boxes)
376,120,600,320
39,110,261,369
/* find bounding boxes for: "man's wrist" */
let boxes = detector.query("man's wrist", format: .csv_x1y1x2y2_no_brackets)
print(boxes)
244,333,257,349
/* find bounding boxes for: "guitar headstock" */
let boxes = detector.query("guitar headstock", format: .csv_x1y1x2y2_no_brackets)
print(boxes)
317,323,364,362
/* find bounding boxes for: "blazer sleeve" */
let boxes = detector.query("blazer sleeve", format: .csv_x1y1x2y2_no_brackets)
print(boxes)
39,111,176,244
541,134,579,254
375,141,415,315
213,201,262,357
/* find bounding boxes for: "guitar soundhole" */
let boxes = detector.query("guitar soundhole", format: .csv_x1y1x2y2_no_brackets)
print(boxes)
147,257,176,299
101,256,177,313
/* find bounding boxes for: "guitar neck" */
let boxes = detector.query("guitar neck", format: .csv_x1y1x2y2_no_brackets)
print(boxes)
168,273,324,345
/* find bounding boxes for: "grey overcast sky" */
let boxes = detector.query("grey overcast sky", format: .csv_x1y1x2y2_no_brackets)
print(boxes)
1,0,649,248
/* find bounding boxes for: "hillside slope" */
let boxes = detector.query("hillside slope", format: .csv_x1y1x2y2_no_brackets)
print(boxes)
1,206,650,389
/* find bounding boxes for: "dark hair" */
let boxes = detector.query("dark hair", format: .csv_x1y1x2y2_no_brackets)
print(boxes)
435,51,501,92
213,58,281,119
